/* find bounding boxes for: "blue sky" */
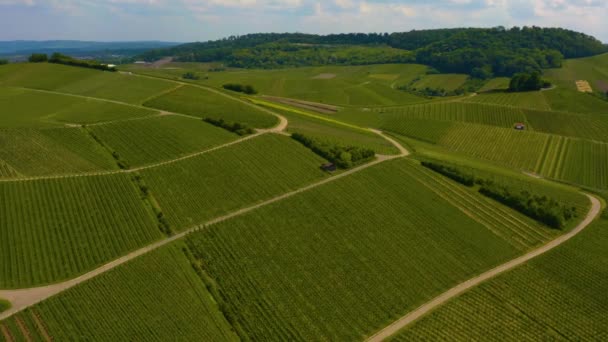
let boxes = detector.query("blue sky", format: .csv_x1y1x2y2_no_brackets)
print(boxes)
1,0,607,42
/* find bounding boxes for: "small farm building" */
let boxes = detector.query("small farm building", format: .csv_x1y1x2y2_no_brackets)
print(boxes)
514,123,526,130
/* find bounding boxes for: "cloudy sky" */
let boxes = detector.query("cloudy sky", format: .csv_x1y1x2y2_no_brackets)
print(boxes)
1,0,607,42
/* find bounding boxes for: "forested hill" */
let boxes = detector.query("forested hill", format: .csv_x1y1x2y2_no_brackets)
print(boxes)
139,27,607,76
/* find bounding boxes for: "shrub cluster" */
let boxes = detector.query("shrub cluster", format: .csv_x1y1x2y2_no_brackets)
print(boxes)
223,83,257,94
479,182,577,229
292,133,375,169
203,118,255,136
509,71,551,91
0,59,8,65
421,161,475,186
182,72,200,80
46,53,117,71
28,53,48,63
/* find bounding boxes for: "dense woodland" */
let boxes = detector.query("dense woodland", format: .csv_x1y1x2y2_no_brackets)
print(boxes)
140,27,607,76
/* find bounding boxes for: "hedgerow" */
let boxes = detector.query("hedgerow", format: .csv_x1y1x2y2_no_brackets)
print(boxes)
291,133,375,169
203,118,255,136
421,161,475,186
223,83,257,94
49,53,116,72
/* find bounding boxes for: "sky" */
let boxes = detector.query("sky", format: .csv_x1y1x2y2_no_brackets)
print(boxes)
1,0,607,43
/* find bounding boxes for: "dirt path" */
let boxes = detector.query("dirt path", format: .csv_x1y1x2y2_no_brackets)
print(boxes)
366,193,602,342
369,129,410,156
0,152,405,321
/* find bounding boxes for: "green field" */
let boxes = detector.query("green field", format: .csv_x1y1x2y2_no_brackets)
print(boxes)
465,90,552,110
89,115,238,167
141,134,328,230
184,159,562,340
411,74,469,91
144,85,278,128
0,63,176,104
478,77,510,92
0,127,116,177
394,214,608,340
0,244,237,341
545,52,608,91
0,174,162,288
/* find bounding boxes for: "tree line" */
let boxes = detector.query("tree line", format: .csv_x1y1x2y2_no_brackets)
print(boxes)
28,53,116,71
203,118,255,136
291,133,375,169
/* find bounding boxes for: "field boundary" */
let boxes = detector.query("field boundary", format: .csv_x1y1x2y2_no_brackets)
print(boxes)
365,193,601,342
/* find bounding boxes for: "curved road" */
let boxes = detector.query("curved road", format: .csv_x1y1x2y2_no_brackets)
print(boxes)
366,193,602,342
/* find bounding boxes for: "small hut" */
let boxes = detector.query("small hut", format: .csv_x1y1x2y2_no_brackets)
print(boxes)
321,163,337,172
514,123,526,130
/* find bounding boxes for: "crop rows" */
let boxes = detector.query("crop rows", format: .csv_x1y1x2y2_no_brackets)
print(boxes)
186,159,519,340
90,115,237,167
1,244,237,341
142,134,328,230
0,174,162,288
144,85,278,128
524,108,608,142
378,102,526,129
0,128,116,178
553,139,608,190
395,216,608,340
465,91,551,110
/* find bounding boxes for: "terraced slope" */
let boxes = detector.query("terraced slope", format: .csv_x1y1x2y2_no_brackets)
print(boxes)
89,115,238,167
142,134,328,230
393,213,608,341
0,128,116,178
186,159,534,341
465,91,551,110
0,174,162,288
0,244,238,341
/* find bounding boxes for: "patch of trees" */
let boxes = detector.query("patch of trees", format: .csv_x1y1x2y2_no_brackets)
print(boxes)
203,118,255,136
182,72,200,80
0,59,8,65
223,83,257,94
48,53,117,71
421,162,475,186
399,76,485,98
28,53,48,62
509,72,551,91
138,27,606,76
479,182,577,229
291,133,375,169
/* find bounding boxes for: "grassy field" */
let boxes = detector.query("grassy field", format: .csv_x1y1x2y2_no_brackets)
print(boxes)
393,213,608,340
411,74,468,91
478,77,510,92
89,115,238,167
465,90,552,110
0,174,162,288
126,63,432,106
0,127,116,177
0,63,176,104
523,108,608,142
545,52,608,91
0,87,156,128
141,134,328,230
541,86,608,115
143,85,278,128
0,244,238,341
183,159,563,340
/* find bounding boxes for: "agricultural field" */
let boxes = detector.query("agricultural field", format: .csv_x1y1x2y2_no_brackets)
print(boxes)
544,52,608,91
0,244,237,341
394,214,608,340
143,85,278,128
411,74,468,91
541,86,608,115
0,86,156,128
185,159,562,340
141,134,328,230
89,115,238,167
477,77,510,92
0,174,162,288
523,108,608,142
0,63,176,104
464,90,552,110
0,127,116,177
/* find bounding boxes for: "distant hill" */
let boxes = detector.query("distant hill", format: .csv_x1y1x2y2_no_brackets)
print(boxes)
139,27,607,77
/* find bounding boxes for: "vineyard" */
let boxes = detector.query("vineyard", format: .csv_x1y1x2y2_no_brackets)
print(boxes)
411,74,468,91
141,134,328,230
0,127,116,177
144,85,278,128
464,90,552,110
523,108,608,142
0,86,157,128
0,174,162,288
0,63,176,104
0,244,237,341
186,159,522,341
477,77,510,92
89,115,238,167
394,216,608,340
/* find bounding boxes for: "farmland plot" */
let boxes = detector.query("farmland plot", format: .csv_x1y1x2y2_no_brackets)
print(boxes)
186,159,526,341
0,174,162,288
0,127,116,177
465,90,551,110
142,134,328,230
523,109,608,142
0,244,237,341
394,216,608,341
89,115,238,166
144,85,278,128
411,74,468,91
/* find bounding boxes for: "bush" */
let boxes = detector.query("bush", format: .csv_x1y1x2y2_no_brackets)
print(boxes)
292,133,375,169
0,298,11,313
509,71,549,91
223,83,257,95
29,53,48,63
49,52,116,72
479,182,577,229
203,118,255,136
182,72,200,80
421,161,475,186
0,59,8,65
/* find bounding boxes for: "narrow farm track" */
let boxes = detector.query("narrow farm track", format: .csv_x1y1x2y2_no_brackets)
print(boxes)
0,144,407,321
366,193,601,342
